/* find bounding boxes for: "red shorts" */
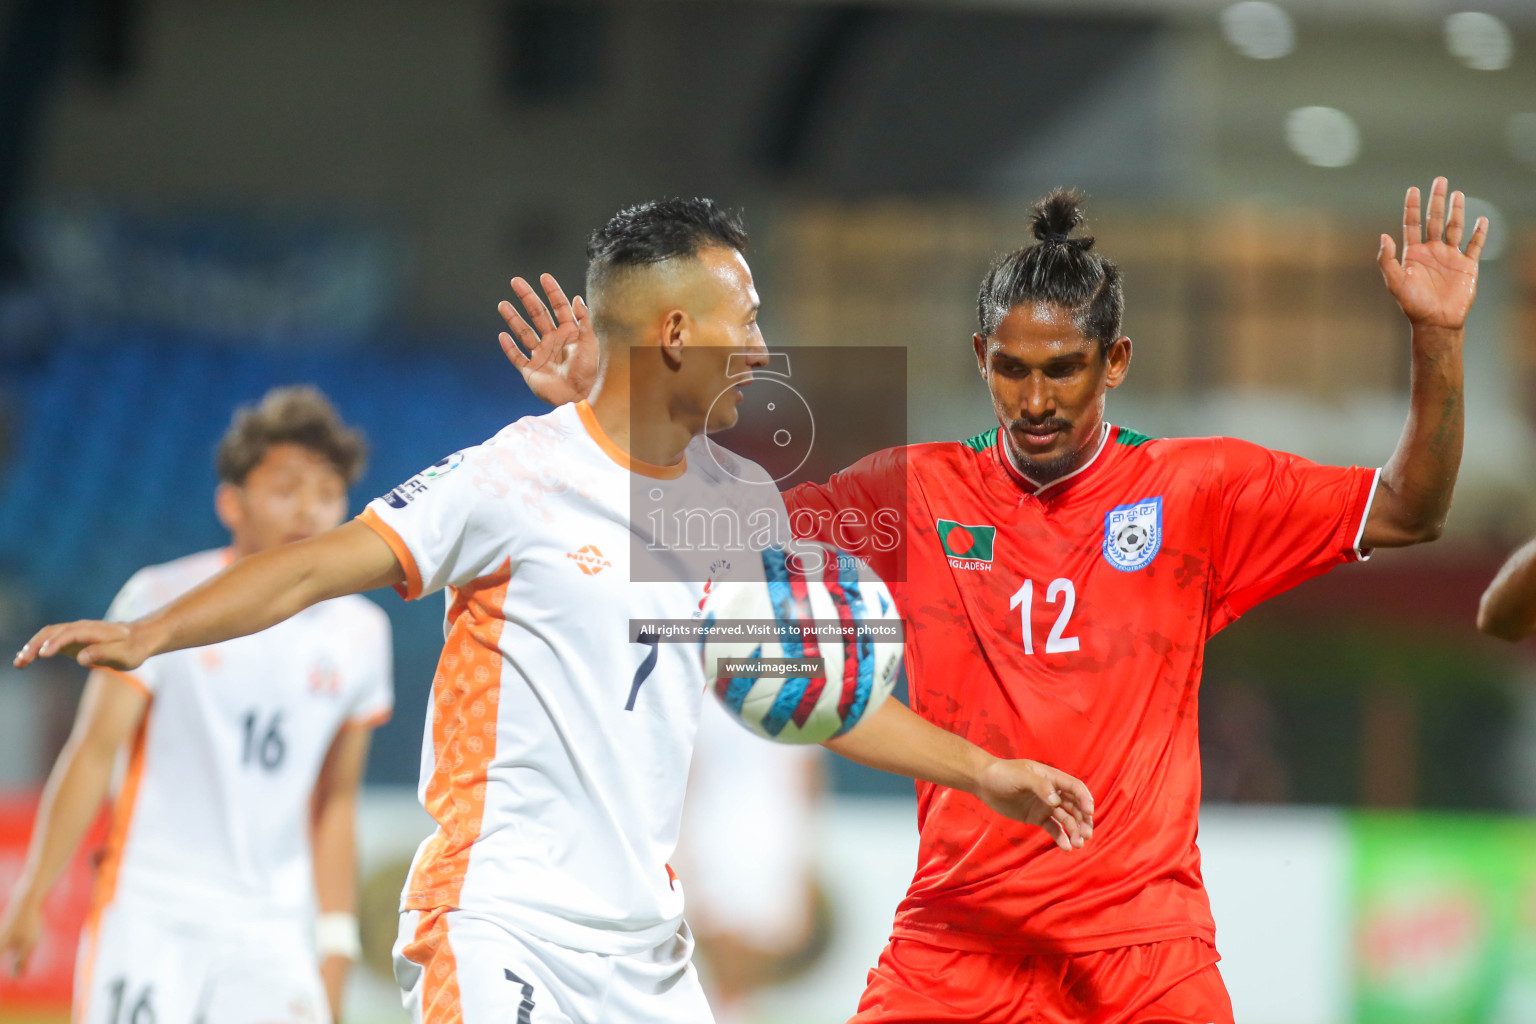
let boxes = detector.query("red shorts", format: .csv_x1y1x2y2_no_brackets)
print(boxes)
848,936,1234,1024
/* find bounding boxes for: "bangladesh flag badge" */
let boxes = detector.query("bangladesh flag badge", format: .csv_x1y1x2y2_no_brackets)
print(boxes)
936,519,996,564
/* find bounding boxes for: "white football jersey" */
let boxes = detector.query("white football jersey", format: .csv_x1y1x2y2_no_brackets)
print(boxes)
359,400,785,956
99,549,394,922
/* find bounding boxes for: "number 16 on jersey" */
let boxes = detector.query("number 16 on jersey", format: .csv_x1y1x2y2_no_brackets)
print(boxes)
1009,578,1080,655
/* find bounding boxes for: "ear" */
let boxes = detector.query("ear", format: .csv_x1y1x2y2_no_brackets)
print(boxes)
1104,336,1132,389
973,333,988,378
659,309,688,369
214,482,242,534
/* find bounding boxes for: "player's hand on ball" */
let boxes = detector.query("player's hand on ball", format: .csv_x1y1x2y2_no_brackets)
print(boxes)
498,273,599,407
975,759,1095,852
13,619,148,671
1377,176,1488,332
0,894,42,977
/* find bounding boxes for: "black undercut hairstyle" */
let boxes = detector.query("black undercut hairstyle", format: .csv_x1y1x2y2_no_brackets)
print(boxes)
585,197,749,296
976,189,1123,355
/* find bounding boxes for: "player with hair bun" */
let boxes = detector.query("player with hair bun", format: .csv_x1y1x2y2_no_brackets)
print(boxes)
784,179,1487,1022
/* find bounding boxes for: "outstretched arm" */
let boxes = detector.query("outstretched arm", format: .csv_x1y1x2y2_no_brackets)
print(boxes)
1362,178,1488,548
1478,536,1536,641
0,671,146,975
13,520,403,672
824,697,1093,851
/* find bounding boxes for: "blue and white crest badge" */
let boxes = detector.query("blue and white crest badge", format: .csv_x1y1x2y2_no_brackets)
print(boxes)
1103,496,1162,572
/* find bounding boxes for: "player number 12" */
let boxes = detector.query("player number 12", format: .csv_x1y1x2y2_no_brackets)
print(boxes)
1009,578,1081,655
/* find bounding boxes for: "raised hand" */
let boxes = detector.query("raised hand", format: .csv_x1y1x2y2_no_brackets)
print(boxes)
1378,177,1488,331
498,273,599,407
13,620,146,671
973,758,1095,851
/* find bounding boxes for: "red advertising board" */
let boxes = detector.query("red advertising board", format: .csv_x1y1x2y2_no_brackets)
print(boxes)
0,790,104,1015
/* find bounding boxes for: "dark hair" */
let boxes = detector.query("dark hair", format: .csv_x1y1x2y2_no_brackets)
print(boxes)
215,385,368,486
585,197,749,294
976,189,1123,353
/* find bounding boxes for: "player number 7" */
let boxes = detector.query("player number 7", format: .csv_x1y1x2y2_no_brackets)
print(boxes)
503,968,536,1024
1009,579,1081,655
626,632,660,710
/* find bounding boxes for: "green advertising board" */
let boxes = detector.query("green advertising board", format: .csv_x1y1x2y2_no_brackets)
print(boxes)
1353,813,1536,1023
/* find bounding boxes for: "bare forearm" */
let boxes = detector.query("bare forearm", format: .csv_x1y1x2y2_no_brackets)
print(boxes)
143,524,399,660
312,794,358,915
313,804,357,1019
150,547,335,654
1479,536,1536,641
311,725,371,1019
823,697,992,794
313,796,358,1018
12,740,118,910
16,522,401,673
1369,325,1464,547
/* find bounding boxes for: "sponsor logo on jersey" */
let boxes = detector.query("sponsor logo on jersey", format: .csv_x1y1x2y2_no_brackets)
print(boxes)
380,452,465,508
567,544,611,575
1103,495,1162,571
309,655,343,696
419,451,464,478
936,518,996,571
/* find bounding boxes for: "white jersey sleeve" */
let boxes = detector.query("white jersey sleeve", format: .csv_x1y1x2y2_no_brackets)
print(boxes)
358,447,514,601
343,600,395,728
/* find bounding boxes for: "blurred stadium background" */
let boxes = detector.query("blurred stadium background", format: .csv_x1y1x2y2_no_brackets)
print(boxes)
1,1,1535,1022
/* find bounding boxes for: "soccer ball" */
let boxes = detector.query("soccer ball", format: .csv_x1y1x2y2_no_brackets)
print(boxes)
701,543,903,744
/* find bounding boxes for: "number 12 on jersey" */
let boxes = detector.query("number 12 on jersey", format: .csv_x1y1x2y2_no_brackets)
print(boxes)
1009,578,1080,655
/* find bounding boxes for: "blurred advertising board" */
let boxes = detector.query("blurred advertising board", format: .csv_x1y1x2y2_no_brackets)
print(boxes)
7,788,1536,1024
1353,814,1536,1024
346,794,1536,1024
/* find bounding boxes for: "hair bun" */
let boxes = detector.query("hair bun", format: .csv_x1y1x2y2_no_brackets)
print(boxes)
1031,188,1092,249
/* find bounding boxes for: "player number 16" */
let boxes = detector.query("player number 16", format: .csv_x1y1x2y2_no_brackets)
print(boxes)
1008,578,1081,655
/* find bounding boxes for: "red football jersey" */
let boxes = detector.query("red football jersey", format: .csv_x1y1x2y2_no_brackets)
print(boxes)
783,424,1377,954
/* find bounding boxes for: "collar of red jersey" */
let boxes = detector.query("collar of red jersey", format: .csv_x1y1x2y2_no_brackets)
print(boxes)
998,422,1112,497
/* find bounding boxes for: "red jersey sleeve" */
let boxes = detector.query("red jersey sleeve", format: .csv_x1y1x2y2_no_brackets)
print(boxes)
1209,437,1379,632
782,447,908,583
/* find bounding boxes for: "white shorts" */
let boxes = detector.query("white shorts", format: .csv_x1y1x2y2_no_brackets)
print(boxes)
392,909,713,1024
75,896,328,1024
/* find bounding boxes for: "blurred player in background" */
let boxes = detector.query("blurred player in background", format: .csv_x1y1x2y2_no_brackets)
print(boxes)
510,178,1487,1023
678,698,827,1024
16,200,1093,1024
785,179,1485,1023
0,387,393,1024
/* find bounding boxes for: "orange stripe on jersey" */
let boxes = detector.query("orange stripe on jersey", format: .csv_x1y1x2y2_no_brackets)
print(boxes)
75,711,151,1024
401,908,464,1024
405,561,511,909
575,400,686,479
71,913,101,1024
358,507,425,601
97,666,151,698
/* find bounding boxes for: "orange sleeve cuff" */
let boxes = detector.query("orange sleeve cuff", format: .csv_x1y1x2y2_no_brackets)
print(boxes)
357,507,424,601
98,666,151,697
346,708,393,729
